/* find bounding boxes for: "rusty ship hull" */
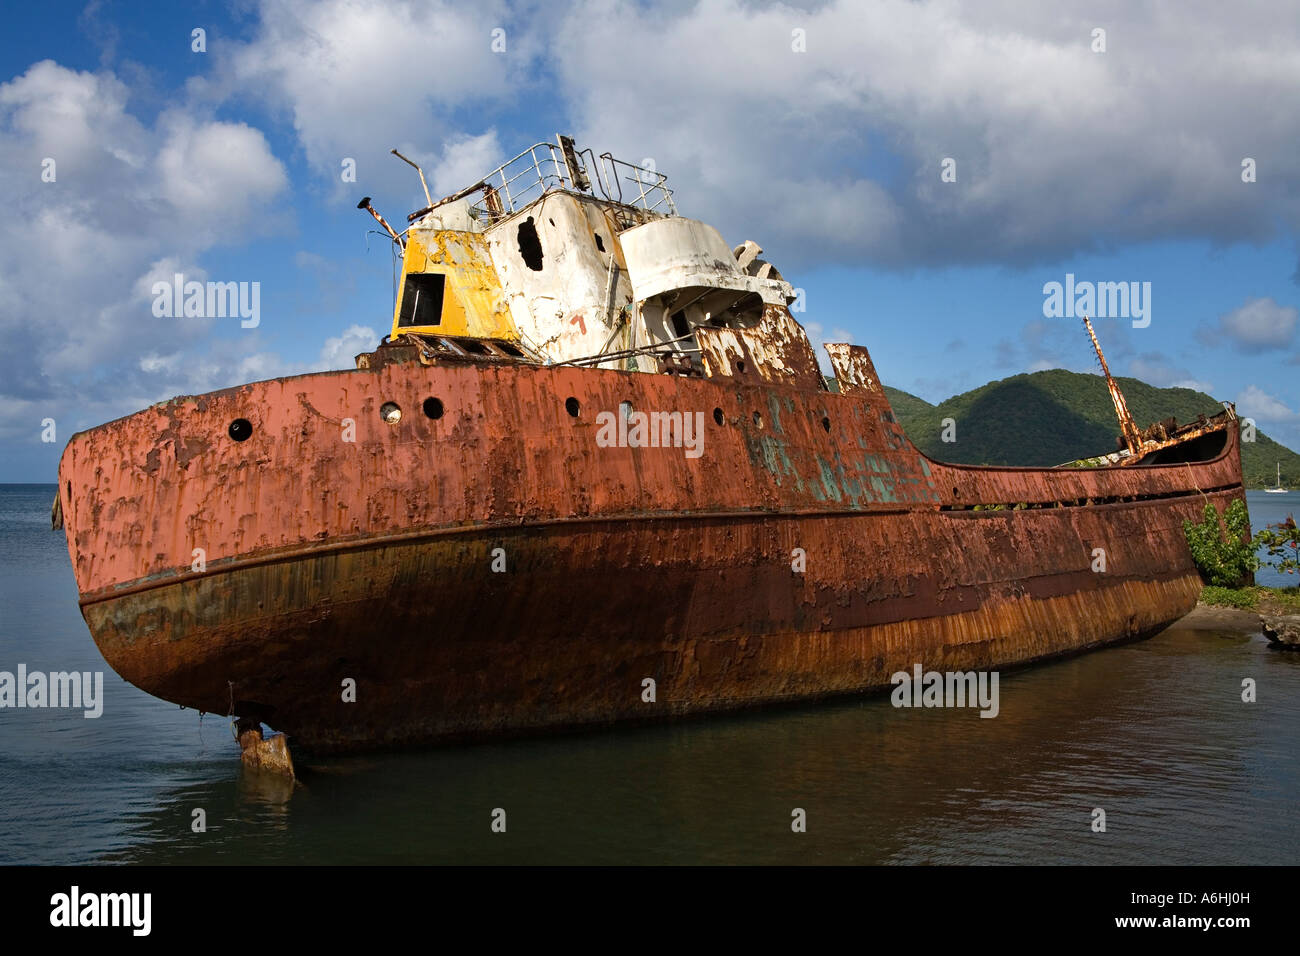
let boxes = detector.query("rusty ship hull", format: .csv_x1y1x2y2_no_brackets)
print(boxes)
57,349,1243,753
56,136,1247,754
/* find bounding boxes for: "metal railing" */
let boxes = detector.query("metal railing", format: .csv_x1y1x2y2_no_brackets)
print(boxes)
464,138,676,222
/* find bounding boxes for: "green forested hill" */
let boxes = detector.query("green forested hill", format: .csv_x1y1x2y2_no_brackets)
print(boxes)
882,370,1300,488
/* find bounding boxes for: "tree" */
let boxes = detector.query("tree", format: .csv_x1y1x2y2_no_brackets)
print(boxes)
1183,499,1257,587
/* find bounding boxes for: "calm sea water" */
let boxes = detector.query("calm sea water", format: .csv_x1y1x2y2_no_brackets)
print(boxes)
1,483,1296,865
1242,489,1300,588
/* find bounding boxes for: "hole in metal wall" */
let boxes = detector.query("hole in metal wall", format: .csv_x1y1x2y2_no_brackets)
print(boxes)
518,217,544,271
753,411,763,428
381,402,402,425
565,397,581,418
229,418,253,441
423,398,444,420
713,407,724,426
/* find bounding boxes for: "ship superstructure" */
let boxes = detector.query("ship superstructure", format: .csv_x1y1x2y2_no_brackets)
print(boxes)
361,136,821,394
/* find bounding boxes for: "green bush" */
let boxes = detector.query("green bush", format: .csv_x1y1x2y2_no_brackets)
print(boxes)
1183,499,1257,587
1198,585,1258,609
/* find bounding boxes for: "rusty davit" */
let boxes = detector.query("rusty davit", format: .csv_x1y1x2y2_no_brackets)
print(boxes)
56,135,1245,758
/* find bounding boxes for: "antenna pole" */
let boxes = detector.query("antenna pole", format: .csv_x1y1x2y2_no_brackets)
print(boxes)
391,149,433,207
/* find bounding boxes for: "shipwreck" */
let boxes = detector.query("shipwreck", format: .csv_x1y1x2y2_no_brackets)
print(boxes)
55,136,1246,758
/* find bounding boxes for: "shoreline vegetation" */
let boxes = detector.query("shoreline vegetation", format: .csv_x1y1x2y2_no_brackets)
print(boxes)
1180,499,1300,633
1181,584,1300,635
1198,584,1300,614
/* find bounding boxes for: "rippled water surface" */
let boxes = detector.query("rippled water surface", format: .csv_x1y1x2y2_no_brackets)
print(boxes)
2,484,1296,864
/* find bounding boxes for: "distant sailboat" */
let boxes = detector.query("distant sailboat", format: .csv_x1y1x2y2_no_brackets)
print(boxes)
1266,462,1288,493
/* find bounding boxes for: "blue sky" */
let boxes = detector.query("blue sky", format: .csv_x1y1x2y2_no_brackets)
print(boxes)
2,0,1298,481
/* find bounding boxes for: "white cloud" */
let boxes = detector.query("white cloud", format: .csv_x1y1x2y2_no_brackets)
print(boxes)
217,0,521,206
220,4,1298,315
547,0,1300,269
196,0,1300,269
320,325,380,369
1205,297,1299,353
154,115,288,237
1236,384,1300,424
427,130,503,197
0,60,290,446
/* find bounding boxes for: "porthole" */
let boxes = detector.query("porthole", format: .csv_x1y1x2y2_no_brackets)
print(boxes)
821,416,831,432
381,402,402,425
713,407,724,425
423,397,444,420
753,411,763,428
565,397,581,418
229,418,253,441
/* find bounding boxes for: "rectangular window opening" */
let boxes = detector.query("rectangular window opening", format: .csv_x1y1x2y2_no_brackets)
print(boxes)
398,272,446,328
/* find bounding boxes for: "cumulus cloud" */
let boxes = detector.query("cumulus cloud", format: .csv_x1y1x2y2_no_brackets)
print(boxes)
173,0,1300,270
427,130,504,197
320,324,380,369
154,115,288,239
1236,384,1300,424
215,0,523,207
547,0,1300,270
0,60,291,446
1199,297,1299,353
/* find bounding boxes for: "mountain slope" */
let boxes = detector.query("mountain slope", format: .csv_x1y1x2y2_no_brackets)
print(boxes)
882,370,1300,487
